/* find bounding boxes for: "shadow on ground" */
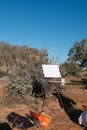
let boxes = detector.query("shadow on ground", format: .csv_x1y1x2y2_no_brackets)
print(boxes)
0,122,12,130
53,92,82,124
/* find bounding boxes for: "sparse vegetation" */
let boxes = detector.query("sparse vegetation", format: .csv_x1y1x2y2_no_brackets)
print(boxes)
0,41,48,104
0,39,87,130
0,38,87,105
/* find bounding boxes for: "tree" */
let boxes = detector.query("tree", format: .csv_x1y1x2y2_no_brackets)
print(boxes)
68,39,87,69
0,42,15,67
0,42,49,68
60,60,81,76
0,41,49,103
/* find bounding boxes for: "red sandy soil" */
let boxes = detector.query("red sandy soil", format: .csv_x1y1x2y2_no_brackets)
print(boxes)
0,77,87,130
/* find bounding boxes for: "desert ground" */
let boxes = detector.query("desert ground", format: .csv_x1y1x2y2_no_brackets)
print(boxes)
0,76,87,130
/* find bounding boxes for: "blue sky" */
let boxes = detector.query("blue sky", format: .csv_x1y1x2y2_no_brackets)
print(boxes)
0,0,87,63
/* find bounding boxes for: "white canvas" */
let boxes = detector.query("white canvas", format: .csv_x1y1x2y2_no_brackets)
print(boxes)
42,64,61,78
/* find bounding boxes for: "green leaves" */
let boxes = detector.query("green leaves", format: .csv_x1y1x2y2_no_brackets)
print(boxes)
68,39,87,69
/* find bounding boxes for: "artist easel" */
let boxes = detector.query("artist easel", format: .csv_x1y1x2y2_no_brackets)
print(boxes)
27,64,64,128
41,64,64,111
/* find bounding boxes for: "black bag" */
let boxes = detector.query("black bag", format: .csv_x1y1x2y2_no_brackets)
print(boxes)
7,112,34,129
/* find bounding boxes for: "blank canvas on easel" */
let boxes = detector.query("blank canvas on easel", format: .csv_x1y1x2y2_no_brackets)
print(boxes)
42,64,61,78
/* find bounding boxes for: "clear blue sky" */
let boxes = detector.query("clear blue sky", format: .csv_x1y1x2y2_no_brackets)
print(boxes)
0,0,87,63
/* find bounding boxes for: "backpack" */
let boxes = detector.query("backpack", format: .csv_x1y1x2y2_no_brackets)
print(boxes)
7,112,34,129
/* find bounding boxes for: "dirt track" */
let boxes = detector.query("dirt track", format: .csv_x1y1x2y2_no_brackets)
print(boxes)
0,77,87,130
